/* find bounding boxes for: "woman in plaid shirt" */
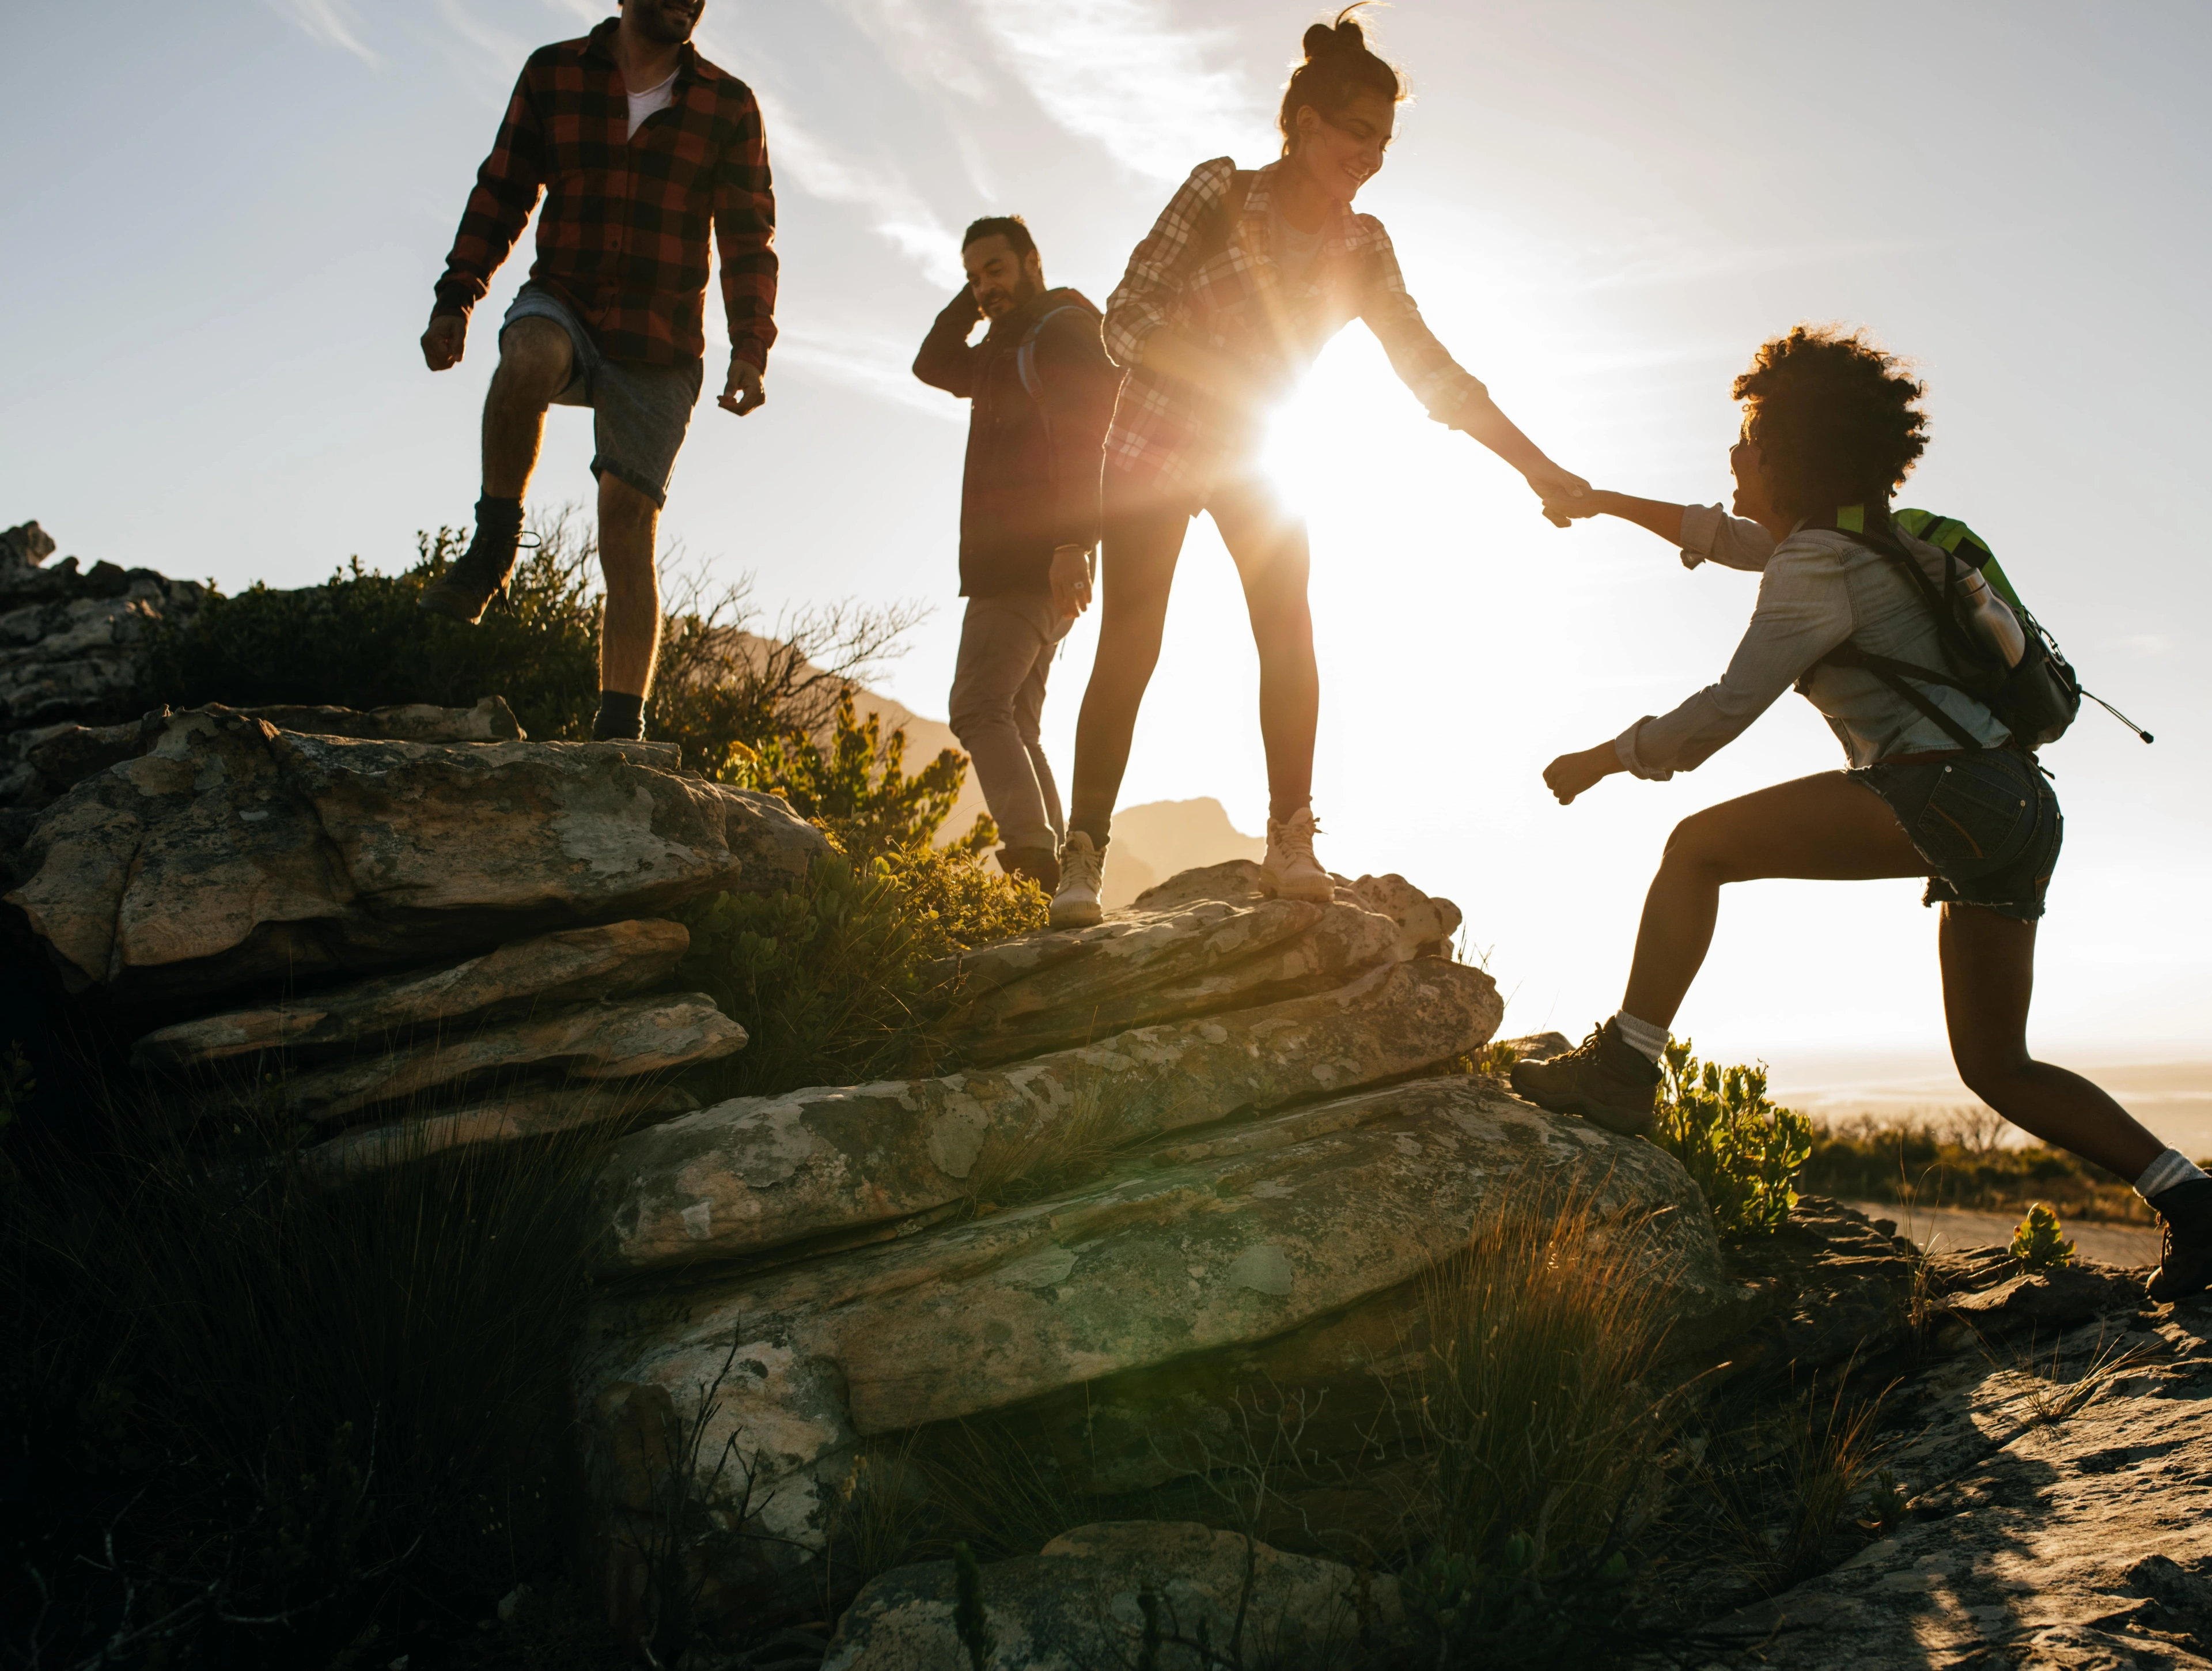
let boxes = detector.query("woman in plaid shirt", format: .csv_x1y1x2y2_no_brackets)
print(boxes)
1050,9,1588,927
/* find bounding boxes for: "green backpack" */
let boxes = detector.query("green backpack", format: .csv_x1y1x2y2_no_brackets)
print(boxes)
1817,505,2150,751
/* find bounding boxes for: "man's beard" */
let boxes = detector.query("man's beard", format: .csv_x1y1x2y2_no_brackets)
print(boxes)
981,273,1043,319
634,1,699,46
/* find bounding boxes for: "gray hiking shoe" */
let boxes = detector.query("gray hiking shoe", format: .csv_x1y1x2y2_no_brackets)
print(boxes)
1508,1019,1661,1136
2148,1177,2212,1303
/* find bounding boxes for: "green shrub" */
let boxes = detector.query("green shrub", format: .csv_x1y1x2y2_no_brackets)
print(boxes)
759,692,991,860
2009,1202,2076,1269
145,520,601,743
143,507,926,776
1649,1042,1813,1238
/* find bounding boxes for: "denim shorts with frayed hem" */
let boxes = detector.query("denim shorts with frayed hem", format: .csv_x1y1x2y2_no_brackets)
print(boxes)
500,284,702,509
1846,748,2061,922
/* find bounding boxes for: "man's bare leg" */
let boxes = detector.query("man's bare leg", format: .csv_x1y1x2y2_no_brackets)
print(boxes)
593,471,661,738
482,317,572,497
422,317,573,624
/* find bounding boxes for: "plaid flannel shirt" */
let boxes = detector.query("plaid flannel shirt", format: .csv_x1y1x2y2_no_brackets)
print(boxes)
433,20,776,369
1101,158,1487,503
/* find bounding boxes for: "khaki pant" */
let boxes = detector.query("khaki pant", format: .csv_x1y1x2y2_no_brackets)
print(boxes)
948,593,1071,853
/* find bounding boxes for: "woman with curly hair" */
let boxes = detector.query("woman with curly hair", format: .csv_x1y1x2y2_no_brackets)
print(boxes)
1046,6,1587,927
1513,324,2209,1302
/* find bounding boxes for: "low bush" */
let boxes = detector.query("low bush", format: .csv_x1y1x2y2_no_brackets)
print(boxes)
2010,1201,2077,1269
1798,1112,2173,1224
143,507,924,774
1648,1042,1813,1238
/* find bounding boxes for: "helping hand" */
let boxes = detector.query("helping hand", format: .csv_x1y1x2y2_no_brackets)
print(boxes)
1050,545,1094,620
1543,742,1617,806
1528,467,1593,530
718,356,766,417
421,312,466,372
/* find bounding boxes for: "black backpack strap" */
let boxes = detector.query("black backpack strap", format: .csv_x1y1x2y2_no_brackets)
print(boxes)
1014,304,1085,400
1191,168,1258,274
1816,525,2001,752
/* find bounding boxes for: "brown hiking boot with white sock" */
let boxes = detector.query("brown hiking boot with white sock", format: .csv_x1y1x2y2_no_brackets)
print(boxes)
1263,807,1334,903
1509,1019,1661,1136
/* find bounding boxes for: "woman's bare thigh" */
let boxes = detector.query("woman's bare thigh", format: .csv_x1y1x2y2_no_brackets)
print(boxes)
1668,772,1931,884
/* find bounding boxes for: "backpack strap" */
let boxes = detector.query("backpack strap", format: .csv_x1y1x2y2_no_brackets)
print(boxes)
1014,303,1085,400
1815,522,2004,753
1190,168,1259,275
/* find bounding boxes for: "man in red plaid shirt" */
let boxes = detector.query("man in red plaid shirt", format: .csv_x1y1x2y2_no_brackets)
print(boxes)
416,0,775,742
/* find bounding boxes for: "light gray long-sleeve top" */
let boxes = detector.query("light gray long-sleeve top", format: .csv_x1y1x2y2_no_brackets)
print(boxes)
1614,504,2013,778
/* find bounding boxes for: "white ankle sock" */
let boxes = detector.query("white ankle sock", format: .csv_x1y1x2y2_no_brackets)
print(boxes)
1611,1010,1669,1063
2135,1148,2210,1202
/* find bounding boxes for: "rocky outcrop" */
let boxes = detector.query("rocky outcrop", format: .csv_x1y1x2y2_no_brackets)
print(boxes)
936,863,1459,1065
584,1076,1722,1562
824,1522,1406,1670
0,521,206,733
6,705,825,1001
1693,1289,2211,1669
597,955,1502,1272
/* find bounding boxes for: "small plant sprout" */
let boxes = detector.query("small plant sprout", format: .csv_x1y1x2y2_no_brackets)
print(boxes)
952,1540,995,1671
2009,1202,2076,1270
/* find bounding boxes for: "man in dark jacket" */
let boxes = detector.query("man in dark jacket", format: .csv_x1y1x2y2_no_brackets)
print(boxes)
913,216,1122,891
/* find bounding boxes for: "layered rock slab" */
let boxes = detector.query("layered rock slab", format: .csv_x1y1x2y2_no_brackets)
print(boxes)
259,991,747,1125
579,1076,1726,1559
824,1522,1406,1670
298,1082,702,1183
597,955,1502,1273
5,707,825,999
134,918,690,1068
937,865,1459,1067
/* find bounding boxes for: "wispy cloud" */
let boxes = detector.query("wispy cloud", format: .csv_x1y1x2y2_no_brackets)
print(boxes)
772,322,965,421
835,0,994,102
265,0,379,66
756,91,967,287
970,0,1266,181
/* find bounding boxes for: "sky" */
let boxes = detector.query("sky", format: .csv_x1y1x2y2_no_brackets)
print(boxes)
5,1,2210,1090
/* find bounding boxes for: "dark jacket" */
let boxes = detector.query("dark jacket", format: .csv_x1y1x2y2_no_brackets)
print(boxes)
912,285,1122,598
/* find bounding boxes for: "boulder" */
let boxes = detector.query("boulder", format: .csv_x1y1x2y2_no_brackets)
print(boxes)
4,706,826,1001
0,535,207,727
249,991,746,1125
578,1075,1727,1562
597,956,1502,1273
823,1522,1406,1670
1941,1262,2149,1336
298,1081,701,1183
133,918,690,1068
938,867,1459,1067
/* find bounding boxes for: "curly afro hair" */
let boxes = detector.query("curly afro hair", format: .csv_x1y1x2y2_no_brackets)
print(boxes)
1733,326,1929,519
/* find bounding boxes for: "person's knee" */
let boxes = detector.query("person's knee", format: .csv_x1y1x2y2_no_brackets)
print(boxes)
1659,810,1730,876
948,690,1014,743
493,319,572,403
1952,1041,2033,1105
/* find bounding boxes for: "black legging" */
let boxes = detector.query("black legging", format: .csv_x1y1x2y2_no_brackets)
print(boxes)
1067,471,1317,846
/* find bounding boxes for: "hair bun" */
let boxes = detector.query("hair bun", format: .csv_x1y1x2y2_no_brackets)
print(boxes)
1303,14,1366,60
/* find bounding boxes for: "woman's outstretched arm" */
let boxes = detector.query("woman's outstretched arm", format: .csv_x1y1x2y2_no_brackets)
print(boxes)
1560,493,1777,572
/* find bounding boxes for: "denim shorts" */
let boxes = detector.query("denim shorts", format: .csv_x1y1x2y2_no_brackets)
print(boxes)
1847,748,2061,921
500,285,702,508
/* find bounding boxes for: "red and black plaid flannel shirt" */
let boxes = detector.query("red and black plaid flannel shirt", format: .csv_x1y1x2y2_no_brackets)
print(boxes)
1102,158,1487,505
433,20,776,369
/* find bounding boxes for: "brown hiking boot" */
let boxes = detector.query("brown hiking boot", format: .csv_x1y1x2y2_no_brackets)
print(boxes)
998,845,1061,893
419,500,527,626
2147,1177,2212,1303
1508,1019,1661,1136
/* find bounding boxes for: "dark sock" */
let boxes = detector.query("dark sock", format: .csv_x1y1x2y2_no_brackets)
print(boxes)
593,690,645,742
471,494,524,549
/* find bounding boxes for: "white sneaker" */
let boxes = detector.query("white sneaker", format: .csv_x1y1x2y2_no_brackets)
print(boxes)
1050,830,1106,928
1263,807,1335,903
